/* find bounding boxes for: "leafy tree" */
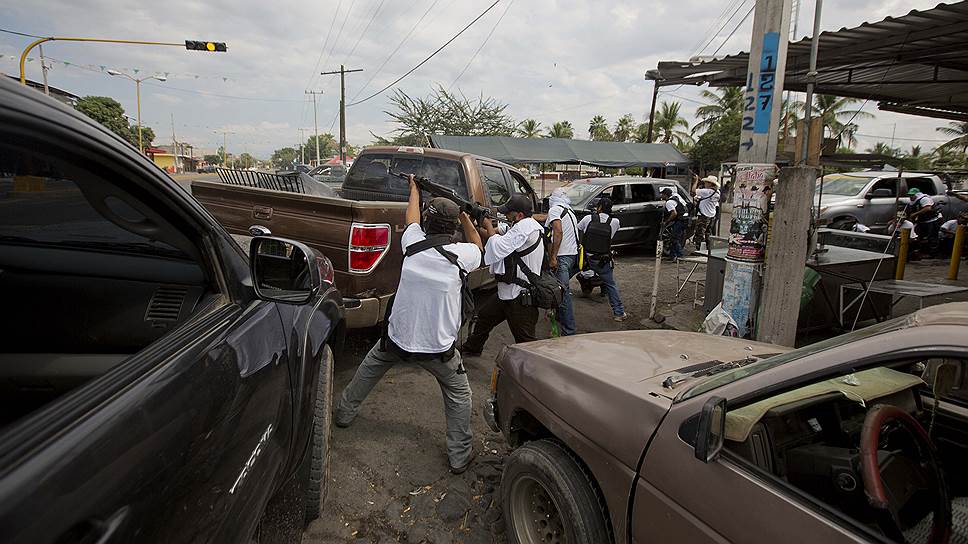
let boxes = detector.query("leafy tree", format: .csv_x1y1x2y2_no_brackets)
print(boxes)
303,134,337,163
517,119,542,139
867,142,900,157
693,87,744,134
127,125,155,149
653,101,692,148
937,121,968,153
546,121,574,139
902,145,927,171
270,147,300,168
931,146,965,170
588,115,611,141
613,114,636,142
203,154,221,165
796,95,873,146
237,153,256,169
216,146,228,166
383,86,515,143
690,110,741,172
76,96,130,140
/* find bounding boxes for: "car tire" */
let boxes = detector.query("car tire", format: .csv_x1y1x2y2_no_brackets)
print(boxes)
829,217,855,230
303,344,334,526
502,439,611,544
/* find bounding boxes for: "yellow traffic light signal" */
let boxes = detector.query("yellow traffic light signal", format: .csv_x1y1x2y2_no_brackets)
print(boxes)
185,40,227,52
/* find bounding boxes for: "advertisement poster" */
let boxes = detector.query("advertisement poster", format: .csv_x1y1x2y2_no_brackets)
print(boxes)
727,163,777,262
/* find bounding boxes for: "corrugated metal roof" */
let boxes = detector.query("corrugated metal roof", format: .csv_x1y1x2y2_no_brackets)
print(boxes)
650,2,968,121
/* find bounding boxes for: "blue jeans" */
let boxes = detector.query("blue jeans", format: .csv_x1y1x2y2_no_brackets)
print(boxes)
590,258,625,316
668,220,686,259
555,254,578,336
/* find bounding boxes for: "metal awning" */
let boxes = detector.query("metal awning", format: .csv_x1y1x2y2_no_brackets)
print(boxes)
427,135,690,168
648,2,968,121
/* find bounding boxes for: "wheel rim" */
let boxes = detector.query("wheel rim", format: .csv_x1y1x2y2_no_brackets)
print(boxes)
509,475,566,544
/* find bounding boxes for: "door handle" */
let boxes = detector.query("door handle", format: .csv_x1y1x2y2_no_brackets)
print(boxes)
253,206,273,220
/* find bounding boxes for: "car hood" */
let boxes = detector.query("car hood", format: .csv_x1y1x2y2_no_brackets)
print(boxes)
498,330,783,468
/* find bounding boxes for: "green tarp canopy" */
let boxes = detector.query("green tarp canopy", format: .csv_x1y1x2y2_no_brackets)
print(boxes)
428,135,690,168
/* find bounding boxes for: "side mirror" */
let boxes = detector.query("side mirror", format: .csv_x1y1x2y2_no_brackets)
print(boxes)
250,236,320,304
869,188,893,199
695,396,727,463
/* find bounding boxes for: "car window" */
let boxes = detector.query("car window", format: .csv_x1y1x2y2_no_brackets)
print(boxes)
481,164,510,205
906,177,938,196
816,174,870,196
604,184,628,204
870,177,899,196
0,145,187,259
508,170,532,197
629,184,656,203
344,153,468,198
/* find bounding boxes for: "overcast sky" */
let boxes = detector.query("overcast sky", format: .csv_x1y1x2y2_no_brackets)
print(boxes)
0,0,955,158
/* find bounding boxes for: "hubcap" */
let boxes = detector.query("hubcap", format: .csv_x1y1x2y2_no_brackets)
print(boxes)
510,476,565,544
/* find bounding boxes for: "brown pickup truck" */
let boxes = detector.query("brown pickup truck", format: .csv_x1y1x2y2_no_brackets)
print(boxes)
192,146,539,328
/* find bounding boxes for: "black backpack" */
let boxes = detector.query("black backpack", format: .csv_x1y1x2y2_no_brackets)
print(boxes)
498,238,563,309
582,213,612,256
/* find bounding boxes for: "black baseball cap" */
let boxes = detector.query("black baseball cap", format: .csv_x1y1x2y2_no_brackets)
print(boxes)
660,187,674,196
427,197,461,224
497,194,533,215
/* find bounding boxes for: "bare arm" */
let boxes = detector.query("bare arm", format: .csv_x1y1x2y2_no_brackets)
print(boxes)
479,218,497,241
663,209,678,226
690,174,699,195
405,175,421,225
460,212,483,251
549,219,562,269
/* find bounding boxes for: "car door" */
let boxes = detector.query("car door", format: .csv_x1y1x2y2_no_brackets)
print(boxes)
0,105,296,544
481,162,512,208
619,183,662,245
866,177,903,231
629,327,957,544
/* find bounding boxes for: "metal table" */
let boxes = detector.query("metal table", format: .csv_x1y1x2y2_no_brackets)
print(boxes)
840,280,968,325
676,255,708,307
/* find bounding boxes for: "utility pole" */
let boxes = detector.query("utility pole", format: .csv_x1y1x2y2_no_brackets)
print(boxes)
298,128,306,165
171,113,178,174
215,130,234,167
305,90,323,166
718,0,793,339
38,45,50,96
321,65,363,166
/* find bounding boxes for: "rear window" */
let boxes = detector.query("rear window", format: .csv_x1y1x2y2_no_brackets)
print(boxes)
344,153,467,199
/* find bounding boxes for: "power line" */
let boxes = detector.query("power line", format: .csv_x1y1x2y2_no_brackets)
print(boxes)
348,0,501,107
304,0,344,92
344,0,388,63
318,0,357,82
710,1,755,58
448,0,514,91
349,0,441,103
693,0,751,60
689,0,747,58
0,28,46,39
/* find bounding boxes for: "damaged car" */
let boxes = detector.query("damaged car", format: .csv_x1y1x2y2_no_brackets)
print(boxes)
487,303,968,544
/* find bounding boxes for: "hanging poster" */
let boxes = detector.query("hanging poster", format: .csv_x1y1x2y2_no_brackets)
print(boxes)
727,163,777,262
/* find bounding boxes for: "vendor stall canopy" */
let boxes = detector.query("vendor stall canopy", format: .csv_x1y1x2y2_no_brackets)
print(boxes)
428,135,690,169
649,1,968,122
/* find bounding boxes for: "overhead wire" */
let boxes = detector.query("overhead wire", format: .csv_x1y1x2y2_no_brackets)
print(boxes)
344,0,388,63
710,1,756,58
447,0,514,91
0,28,46,39
347,0,501,107
319,0,358,74
690,0,749,59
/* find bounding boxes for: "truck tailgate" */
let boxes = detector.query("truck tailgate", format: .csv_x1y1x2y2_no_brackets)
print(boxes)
191,180,406,298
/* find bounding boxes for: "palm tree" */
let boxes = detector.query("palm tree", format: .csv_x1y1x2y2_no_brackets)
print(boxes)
931,145,963,170
937,121,968,153
903,145,926,170
613,114,636,142
588,115,611,141
653,101,692,148
797,95,873,146
546,121,574,139
693,86,744,135
867,142,899,157
516,119,542,139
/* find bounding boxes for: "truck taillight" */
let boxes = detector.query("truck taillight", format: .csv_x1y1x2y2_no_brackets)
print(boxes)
349,223,391,274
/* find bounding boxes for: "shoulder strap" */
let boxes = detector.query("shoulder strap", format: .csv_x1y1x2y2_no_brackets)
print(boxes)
499,236,542,288
433,246,467,280
404,234,452,258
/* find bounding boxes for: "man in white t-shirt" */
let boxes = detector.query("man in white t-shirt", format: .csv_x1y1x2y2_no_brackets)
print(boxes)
541,188,581,335
906,188,943,257
577,195,627,321
691,175,720,248
462,195,544,354
336,175,483,474
940,212,967,256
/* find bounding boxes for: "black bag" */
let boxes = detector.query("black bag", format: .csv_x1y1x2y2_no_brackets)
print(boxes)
581,213,613,256
499,238,563,309
403,235,476,327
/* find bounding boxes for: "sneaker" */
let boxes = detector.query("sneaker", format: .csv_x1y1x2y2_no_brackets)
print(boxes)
449,448,477,475
613,313,629,322
334,409,354,428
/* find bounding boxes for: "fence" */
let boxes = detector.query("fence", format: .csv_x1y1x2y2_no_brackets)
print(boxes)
215,168,305,194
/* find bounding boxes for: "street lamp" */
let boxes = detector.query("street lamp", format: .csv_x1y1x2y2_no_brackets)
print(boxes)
107,70,167,153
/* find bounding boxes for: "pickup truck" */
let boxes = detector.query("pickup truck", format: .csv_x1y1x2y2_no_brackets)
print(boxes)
193,146,540,329
816,170,968,232
0,78,343,543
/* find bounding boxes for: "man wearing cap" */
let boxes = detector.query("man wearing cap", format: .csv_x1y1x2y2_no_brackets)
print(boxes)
906,188,943,257
660,187,689,259
462,194,545,355
335,175,484,474
692,174,720,250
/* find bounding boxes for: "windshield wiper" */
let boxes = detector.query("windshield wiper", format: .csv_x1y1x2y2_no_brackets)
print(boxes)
662,354,782,389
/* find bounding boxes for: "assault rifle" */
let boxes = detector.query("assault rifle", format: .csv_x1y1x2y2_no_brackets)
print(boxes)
390,169,492,223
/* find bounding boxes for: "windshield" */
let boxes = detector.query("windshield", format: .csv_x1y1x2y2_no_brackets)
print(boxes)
678,318,906,401
817,174,871,196
564,183,602,205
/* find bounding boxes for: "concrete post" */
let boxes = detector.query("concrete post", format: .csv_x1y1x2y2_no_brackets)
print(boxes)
757,166,816,346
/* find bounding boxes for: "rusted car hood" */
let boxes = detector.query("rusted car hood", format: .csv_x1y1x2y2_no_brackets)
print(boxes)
499,330,784,468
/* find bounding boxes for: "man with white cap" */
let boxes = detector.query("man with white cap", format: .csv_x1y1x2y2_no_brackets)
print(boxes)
692,174,721,249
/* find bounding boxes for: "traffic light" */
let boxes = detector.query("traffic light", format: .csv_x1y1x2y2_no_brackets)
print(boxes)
185,40,227,52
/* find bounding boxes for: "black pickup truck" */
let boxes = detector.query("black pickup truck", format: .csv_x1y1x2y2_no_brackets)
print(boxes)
0,78,344,542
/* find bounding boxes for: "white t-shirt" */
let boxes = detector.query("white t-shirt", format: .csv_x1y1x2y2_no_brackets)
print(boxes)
664,194,689,217
545,205,580,256
485,217,545,301
941,219,959,237
910,194,942,222
577,213,620,238
388,223,483,353
695,188,720,218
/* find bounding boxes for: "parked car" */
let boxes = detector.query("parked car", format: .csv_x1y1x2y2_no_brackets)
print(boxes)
816,170,968,232
487,302,968,543
308,163,348,186
562,176,691,248
0,78,344,543
193,146,540,329
197,163,217,174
